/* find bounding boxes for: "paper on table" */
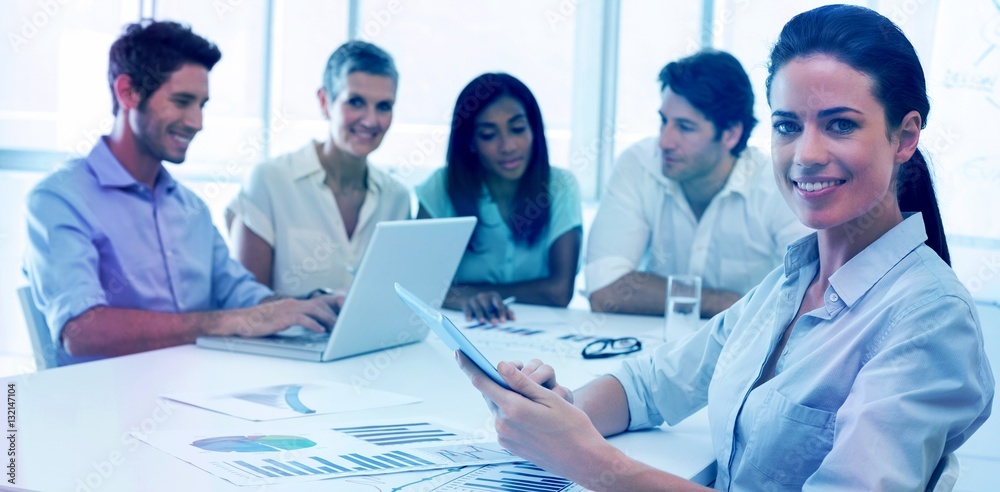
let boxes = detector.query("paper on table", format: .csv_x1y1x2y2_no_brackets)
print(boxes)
322,461,584,491
132,418,522,486
164,381,420,421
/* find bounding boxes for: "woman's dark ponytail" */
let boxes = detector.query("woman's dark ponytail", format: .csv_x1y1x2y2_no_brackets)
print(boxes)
897,149,950,265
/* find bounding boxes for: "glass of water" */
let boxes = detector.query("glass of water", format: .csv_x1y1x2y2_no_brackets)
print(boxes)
665,274,702,341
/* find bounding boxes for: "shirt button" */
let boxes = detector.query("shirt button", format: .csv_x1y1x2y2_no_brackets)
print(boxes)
829,293,839,303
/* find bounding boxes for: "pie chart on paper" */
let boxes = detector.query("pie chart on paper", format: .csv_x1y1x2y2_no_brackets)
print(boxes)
191,435,317,453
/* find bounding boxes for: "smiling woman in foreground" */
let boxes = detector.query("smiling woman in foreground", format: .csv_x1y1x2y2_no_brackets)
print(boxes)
457,5,994,490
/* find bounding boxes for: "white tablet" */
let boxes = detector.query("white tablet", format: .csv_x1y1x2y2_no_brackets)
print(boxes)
394,283,511,390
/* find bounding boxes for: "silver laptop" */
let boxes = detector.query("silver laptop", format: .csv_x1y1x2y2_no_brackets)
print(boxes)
196,217,476,361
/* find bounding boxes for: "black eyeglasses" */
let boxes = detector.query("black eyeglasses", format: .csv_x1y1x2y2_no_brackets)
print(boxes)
581,337,642,359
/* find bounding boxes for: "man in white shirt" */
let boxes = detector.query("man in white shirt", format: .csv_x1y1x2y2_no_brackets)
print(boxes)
586,50,809,317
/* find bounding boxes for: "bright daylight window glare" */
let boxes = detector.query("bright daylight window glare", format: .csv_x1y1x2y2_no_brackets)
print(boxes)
1,0,999,364
356,0,576,189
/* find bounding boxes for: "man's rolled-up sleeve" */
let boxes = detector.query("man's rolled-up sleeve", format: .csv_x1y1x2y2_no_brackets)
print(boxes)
24,189,109,346
584,156,653,296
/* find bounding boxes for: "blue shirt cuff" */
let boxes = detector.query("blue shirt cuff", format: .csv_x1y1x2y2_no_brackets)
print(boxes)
609,361,663,431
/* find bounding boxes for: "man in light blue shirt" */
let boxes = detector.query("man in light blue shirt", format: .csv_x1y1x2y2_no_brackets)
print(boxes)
23,21,340,366
611,214,993,489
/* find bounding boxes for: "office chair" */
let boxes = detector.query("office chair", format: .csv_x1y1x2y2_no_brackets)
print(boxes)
16,285,59,370
928,453,960,492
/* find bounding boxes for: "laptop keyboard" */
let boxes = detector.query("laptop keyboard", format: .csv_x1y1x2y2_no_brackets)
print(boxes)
262,331,330,350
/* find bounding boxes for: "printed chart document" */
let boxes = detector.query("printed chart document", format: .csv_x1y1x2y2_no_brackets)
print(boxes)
133,419,523,486
325,462,584,491
163,381,420,421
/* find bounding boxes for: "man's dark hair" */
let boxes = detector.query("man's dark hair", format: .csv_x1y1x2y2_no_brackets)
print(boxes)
107,21,221,115
658,50,757,157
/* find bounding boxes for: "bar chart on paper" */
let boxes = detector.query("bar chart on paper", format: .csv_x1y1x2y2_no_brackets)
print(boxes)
223,448,441,477
294,462,583,492
430,462,584,491
334,422,461,446
133,419,521,486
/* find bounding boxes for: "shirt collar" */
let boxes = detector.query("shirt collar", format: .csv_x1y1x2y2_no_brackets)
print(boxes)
718,147,768,199
157,167,178,192
783,213,928,307
298,140,386,196
828,212,927,306
86,137,177,192
783,232,821,275
292,141,326,180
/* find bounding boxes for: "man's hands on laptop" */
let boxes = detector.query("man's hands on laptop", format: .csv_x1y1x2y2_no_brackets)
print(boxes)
215,291,346,338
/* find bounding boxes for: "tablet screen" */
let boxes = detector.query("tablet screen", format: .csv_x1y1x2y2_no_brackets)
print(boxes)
395,283,511,390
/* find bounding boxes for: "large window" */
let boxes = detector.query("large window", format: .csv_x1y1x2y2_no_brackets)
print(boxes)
922,0,1000,300
355,0,577,188
0,1,139,154
267,0,350,156
2,0,999,364
155,2,268,173
614,1,702,163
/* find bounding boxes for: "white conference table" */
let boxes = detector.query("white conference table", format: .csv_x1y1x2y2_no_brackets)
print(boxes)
2,305,716,491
